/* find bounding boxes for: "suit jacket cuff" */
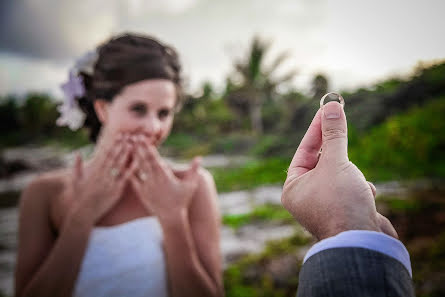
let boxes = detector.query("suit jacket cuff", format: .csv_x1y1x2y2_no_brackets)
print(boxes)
303,230,412,277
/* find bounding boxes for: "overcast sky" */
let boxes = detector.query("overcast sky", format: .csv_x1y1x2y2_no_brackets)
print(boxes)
0,0,444,98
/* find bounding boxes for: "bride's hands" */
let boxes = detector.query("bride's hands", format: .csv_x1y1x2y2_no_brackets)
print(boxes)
65,133,137,225
128,134,201,221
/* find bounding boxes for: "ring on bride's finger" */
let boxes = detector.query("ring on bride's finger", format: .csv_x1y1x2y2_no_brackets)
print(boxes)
320,92,345,108
110,168,119,177
138,171,148,181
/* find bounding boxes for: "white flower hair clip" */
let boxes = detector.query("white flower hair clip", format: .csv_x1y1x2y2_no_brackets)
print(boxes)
56,50,99,131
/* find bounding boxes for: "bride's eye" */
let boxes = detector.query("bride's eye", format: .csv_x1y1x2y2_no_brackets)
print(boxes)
130,103,147,116
158,109,170,119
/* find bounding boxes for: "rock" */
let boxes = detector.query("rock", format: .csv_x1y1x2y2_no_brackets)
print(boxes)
0,208,18,297
252,186,283,205
219,191,253,215
0,155,31,178
265,253,299,287
0,173,36,196
221,222,307,267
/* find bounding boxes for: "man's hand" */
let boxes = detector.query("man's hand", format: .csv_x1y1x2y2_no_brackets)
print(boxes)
281,101,398,241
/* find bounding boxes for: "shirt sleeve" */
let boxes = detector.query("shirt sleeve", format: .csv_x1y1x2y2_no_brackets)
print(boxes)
303,230,412,277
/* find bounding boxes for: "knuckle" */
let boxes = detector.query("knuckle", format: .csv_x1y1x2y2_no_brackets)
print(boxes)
337,160,354,174
322,127,346,141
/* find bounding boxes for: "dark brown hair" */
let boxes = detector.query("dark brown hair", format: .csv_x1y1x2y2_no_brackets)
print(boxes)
76,33,183,142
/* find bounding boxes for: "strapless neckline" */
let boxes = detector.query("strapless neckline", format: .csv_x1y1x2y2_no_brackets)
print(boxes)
94,216,158,231
74,215,167,297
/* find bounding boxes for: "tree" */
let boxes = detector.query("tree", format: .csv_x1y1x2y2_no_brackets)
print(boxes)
0,95,21,133
311,73,329,99
225,36,296,135
21,93,59,138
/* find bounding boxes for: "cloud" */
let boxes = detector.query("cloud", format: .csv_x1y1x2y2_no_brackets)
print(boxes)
0,0,200,60
0,0,113,59
0,0,326,94
0,53,68,97
1,0,444,96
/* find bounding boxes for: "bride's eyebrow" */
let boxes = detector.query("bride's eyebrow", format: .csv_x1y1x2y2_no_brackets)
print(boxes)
128,100,174,110
128,99,148,106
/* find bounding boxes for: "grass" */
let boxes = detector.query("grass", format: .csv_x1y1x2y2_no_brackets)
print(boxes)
210,158,290,193
378,188,445,296
223,204,294,230
43,129,90,149
383,197,423,212
224,233,311,297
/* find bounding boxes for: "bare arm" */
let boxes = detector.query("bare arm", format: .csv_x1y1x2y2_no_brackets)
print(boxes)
15,138,135,297
188,169,223,293
129,140,223,297
14,176,94,297
160,169,223,297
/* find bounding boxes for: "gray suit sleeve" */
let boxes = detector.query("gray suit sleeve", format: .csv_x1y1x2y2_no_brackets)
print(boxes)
297,247,415,297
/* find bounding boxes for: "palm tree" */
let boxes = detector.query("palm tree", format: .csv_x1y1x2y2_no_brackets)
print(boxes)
225,36,296,135
311,74,329,99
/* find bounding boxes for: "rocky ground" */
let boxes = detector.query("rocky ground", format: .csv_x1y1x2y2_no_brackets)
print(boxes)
0,146,443,297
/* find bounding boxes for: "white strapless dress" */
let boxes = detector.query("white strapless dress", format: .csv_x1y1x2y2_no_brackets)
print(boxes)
73,216,168,297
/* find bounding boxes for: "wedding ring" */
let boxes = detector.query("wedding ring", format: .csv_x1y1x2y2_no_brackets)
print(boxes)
110,168,119,177
320,92,345,108
138,171,148,181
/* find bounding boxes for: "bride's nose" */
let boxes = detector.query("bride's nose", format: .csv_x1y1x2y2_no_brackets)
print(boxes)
142,114,161,137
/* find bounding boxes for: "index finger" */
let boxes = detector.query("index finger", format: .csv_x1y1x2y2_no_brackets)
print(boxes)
287,108,322,179
136,136,172,175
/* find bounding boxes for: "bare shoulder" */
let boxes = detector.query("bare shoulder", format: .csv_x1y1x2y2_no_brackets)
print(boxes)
19,168,70,210
196,167,218,201
197,167,216,187
189,167,219,218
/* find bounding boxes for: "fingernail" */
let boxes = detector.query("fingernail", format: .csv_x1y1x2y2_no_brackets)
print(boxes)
323,103,342,119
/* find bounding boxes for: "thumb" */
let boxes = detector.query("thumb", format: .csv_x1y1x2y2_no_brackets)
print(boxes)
377,213,399,239
74,153,83,181
184,156,202,181
321,101,348,164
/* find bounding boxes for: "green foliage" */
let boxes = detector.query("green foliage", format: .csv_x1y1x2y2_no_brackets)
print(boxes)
250,134,297,158
224,234,310,297
0,96,21,133
44,128,89,149
211,158,289,192
225,36,296,134
0,93,90,148
223,204,294,229
380,188,445,296
378,195,423,212
21,93,58,134
210,133,257,155
349,96,445,181
311,73,329,99
1,55,444,191
162,133,206,158
173,93,235,136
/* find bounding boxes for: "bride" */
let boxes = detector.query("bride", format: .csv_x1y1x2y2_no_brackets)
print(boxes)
14,33,223,297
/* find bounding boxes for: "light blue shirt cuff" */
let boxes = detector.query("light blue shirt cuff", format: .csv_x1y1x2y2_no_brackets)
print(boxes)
303,230,412,277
